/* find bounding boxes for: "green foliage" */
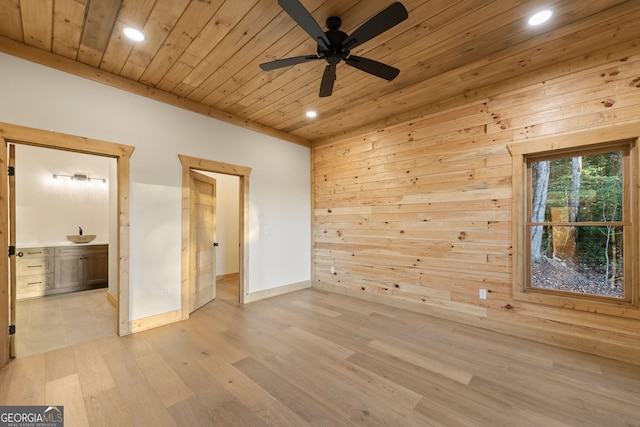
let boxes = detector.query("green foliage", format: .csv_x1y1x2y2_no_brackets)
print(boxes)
543,151,622,222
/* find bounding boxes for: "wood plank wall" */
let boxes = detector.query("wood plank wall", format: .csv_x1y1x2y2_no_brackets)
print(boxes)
312,51,640,365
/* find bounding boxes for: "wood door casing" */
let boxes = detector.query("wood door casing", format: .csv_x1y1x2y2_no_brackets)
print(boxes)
8,144,16,358
189,170,217,313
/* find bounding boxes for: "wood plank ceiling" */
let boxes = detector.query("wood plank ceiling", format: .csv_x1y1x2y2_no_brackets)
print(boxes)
0,0,637,146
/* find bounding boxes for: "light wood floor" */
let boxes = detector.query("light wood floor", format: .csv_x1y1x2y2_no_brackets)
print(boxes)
15,288,116,357
1,280,639,426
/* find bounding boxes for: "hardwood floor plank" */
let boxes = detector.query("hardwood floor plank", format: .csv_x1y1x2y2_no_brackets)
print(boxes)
233,356,354,427
278,351,432,426
208,398,270,427
84,387,134,427
72,340,116,398
283,326,355,360
44,346,76,382
369,338,474,385
0,361,14,403
198,356,275,411
167,395,217,427
134,351,194,407
139,323,241,413
254,399,313,427
181,324,247,364
467,375,597,426
45,374,90,427
4,354,45,405
102,338,178,427
348,350,513,426
291,299,342,317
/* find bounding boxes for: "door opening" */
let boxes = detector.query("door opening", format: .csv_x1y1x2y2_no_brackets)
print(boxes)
179,155,251,317
11,144,115,358
0,122,134,368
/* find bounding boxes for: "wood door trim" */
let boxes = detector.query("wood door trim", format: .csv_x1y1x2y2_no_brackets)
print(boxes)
179,154,251,318
8,144,15,358
0,122,134,367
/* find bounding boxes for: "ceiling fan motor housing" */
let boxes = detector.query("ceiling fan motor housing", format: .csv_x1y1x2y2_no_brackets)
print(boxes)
320,17,349,64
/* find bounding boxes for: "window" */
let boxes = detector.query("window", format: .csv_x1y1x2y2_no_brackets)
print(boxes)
509,127,639,317
527,144,629,302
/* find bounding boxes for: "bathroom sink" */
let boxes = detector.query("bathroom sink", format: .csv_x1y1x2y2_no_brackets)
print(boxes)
67,234,96,244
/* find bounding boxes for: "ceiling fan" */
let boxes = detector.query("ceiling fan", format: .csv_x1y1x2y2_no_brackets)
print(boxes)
260,0,409,97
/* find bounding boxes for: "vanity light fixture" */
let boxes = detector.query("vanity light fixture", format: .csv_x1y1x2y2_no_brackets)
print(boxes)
528,9,553,26
53,173,106,183
123,27,145,42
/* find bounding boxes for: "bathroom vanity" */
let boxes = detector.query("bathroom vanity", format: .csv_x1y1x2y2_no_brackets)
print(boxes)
15,243,108,300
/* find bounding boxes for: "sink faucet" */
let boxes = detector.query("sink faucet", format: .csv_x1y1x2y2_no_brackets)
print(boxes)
79,226,83,236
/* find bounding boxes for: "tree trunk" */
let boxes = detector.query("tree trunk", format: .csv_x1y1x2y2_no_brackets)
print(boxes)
531,161,549,261
570,156,582,222
609,228,617,288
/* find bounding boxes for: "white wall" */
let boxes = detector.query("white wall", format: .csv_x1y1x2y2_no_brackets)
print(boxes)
14,145,112,245
0,53,311,320
201,171,240,276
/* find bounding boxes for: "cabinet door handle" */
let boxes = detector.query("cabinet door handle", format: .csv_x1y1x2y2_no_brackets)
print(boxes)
27,265,43,268
27,281,42,285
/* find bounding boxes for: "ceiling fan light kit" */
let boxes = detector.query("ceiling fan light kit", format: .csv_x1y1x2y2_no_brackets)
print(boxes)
260,0,408,97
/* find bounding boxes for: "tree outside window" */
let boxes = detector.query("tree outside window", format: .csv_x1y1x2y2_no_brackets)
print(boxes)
526,143,630,302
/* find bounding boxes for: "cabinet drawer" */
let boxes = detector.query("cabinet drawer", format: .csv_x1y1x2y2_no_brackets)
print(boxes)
17,273,54,298
55,245,107,257
16,256,54,275
17,247,54,258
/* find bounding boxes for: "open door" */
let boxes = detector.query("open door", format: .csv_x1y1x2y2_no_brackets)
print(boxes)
189,170,217,312
8,144,16,358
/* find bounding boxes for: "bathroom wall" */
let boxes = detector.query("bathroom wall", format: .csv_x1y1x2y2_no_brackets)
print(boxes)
14,144,112,246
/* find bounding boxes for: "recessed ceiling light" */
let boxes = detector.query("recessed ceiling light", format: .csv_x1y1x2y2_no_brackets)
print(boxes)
528,10,553,26
123,27,145,42
306,111,317,118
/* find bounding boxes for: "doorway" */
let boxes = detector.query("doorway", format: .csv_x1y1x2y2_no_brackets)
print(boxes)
179,154,250,318
0,122,134,367
12,144,115,357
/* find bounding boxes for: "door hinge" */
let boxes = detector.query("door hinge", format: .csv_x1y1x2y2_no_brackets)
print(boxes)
8,246,15,257
8,325,15,335
7,166,14,176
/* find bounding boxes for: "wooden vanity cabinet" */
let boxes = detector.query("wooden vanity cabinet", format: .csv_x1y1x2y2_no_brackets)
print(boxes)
55,245,109,290
15,247,55,299
15,244,108,300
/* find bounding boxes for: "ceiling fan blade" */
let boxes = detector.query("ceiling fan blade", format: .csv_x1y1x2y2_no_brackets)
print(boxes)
319,64,336,97
260,55,321,71
345,56,400,81
343,2,408,50
278,0,330,49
